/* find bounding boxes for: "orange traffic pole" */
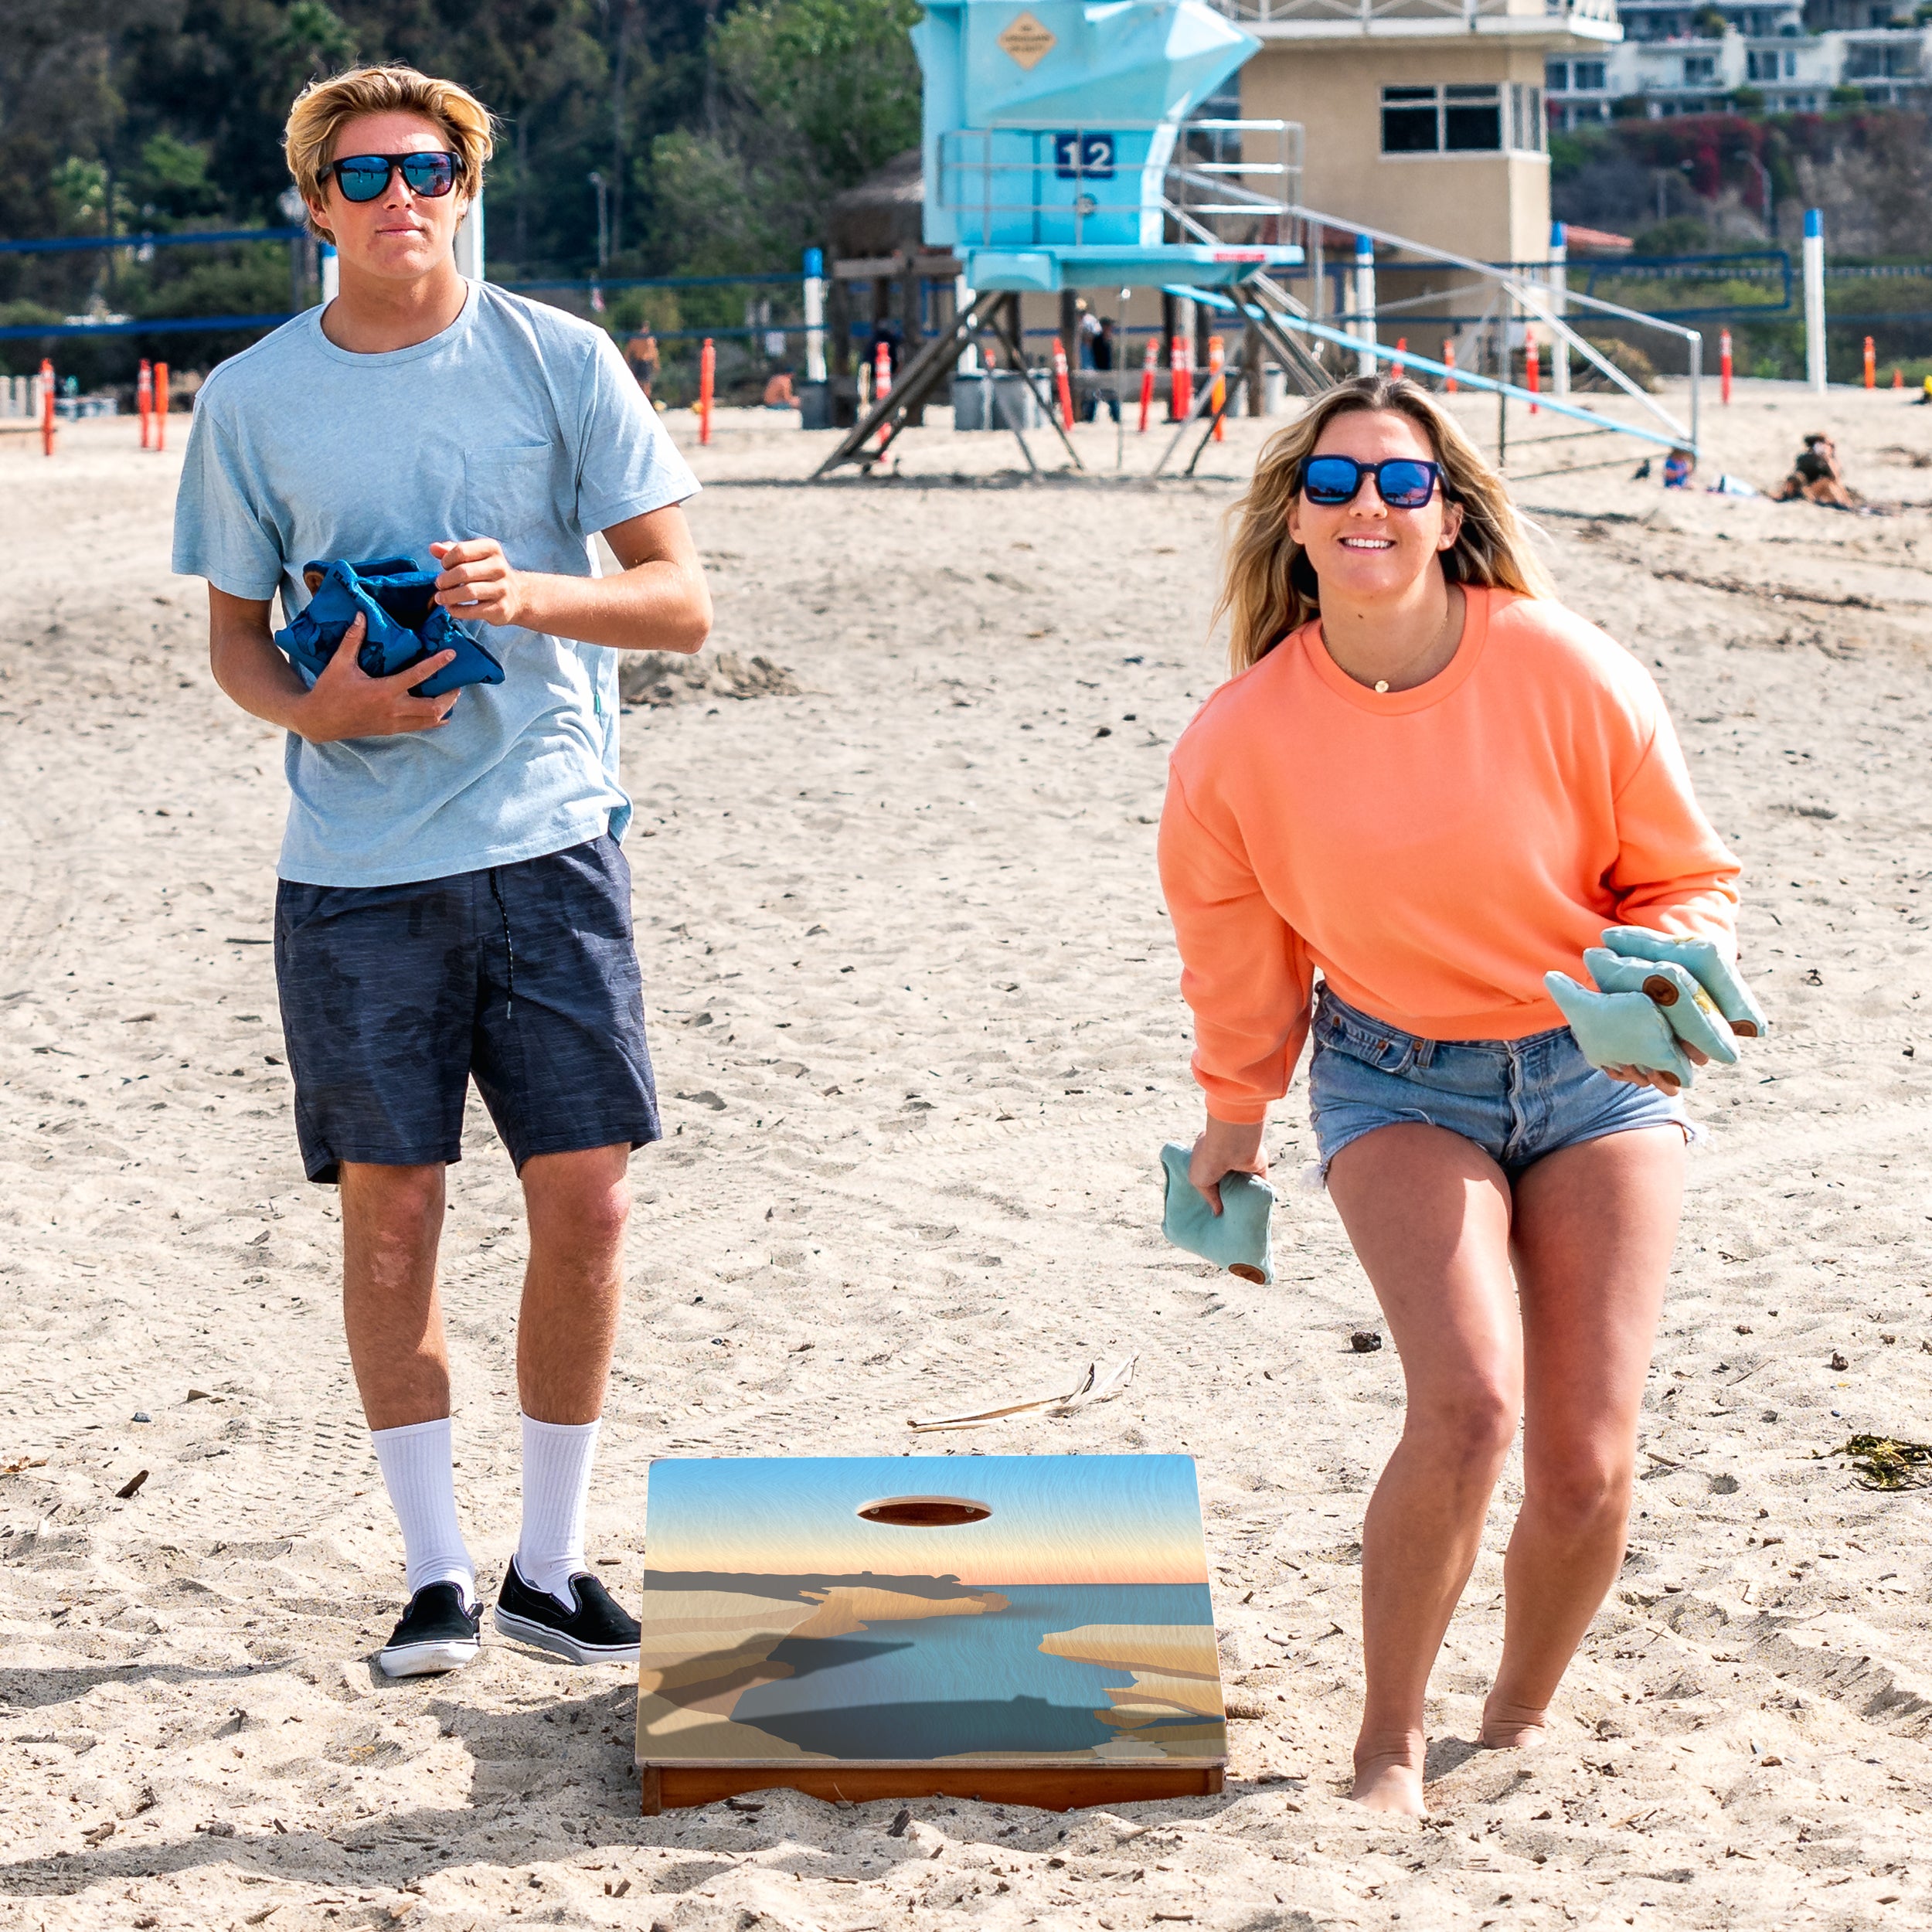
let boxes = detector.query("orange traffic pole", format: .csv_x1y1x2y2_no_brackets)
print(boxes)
1170,335,1192,422
1137,336,1157,434
1526,332,1539,415
874,340,893,449
1393,335,1407,379
699,338,715,446
1051,335,1075,427
39,358,56,456
1206,335,1226,442
154,362,169,451
1895,366,1905,389
1719,328,1732,406
1441,339,1456,394
138,359,152,449
1863,336,1876,389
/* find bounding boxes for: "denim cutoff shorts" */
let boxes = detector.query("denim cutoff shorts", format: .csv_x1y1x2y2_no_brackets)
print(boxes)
1308,985,1690,1182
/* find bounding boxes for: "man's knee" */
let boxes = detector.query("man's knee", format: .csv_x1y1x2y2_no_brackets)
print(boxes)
524,1148,631,1255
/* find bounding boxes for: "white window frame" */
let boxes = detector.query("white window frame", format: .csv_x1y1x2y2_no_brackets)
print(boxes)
1379,83,1546,158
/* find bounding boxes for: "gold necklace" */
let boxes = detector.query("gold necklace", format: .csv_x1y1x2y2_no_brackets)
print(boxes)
1365,591,1461,694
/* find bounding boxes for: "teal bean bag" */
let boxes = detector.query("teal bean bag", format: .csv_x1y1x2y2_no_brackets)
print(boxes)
1545,973,1696,1089
1581,947,1739,1064
1599,926,1770,1039
1160,1141,1276,1285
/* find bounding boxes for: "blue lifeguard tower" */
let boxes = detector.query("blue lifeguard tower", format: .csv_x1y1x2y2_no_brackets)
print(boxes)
817,0,1322,474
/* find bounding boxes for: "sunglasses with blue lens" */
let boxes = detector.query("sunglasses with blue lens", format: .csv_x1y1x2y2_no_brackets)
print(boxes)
329,151,457,203
1301,455,1442,509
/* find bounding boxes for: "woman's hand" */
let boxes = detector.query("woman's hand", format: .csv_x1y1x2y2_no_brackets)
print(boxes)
1189,1116,1267,1216
1602,1042,1709,1096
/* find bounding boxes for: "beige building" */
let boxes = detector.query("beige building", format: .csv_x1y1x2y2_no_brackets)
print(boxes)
1226,0,1624,270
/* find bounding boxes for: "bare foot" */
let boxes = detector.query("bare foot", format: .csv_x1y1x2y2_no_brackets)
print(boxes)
1350,1754,1426,1815
1480,1692,1548,1750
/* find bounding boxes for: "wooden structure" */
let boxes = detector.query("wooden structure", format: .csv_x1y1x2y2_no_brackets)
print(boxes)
635,1454,1226,1813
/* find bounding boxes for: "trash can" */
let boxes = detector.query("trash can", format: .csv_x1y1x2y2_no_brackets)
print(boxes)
951,370,989,430
988,369,1043,431
798,380,834,430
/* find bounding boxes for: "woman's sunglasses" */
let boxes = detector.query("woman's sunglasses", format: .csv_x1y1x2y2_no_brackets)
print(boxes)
328,151,457,203
1301,455,1442,509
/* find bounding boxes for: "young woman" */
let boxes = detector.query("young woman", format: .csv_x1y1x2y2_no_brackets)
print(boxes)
1158,375,1741,1815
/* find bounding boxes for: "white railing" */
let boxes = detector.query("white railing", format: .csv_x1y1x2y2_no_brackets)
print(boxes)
1212,0,1618,29
935,118,1301,253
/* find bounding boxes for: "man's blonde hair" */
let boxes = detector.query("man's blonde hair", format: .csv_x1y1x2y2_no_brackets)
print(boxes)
284,66,495,243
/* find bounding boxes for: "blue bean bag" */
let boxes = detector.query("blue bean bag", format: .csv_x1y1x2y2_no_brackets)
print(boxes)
274,557,503,699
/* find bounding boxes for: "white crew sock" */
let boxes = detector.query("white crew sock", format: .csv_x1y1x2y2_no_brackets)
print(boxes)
515,1413,601,1608
370,1417,475,1611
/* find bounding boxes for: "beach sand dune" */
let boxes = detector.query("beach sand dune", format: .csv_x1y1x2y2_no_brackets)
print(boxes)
1,384,1929,1927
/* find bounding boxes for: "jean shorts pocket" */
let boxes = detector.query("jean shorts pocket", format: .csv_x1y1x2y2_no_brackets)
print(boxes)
1314,1008,1420,1077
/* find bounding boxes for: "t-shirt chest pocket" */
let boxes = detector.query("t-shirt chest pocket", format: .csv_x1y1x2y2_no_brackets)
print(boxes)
461,444,562,549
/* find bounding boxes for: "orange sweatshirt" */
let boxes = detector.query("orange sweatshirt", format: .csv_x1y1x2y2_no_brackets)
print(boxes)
1158,586,1740,1125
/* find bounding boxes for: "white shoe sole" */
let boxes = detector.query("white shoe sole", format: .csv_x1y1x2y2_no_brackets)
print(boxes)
378,1636,479,1679
492,1604,640,1666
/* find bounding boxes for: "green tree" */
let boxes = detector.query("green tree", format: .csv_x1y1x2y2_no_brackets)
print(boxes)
650,0,922,273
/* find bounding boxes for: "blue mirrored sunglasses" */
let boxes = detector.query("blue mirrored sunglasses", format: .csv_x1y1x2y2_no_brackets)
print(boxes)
1301,455,1442,509
329,151,457,203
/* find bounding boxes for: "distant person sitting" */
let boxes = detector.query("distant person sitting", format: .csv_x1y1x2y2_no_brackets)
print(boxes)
1662,447,1694,489
1772,433,1856,509
762,369,796,410
624,328,661,400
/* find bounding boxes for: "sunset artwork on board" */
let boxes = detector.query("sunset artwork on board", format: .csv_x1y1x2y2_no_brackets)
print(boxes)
634,1454,1226,1811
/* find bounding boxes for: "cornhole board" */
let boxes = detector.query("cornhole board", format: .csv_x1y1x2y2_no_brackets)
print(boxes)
635,1454,1225,1813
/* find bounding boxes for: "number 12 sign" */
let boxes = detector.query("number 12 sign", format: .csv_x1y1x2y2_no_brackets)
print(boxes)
1053,131,1116,181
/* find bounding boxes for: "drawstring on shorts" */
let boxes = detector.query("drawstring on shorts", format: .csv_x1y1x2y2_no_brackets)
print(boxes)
488,869,516,1016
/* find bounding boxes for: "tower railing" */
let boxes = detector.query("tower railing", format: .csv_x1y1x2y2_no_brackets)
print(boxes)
932,117,1302,253
1207,0,1618,31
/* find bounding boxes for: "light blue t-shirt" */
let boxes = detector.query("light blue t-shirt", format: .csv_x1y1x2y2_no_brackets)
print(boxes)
172,281,699,886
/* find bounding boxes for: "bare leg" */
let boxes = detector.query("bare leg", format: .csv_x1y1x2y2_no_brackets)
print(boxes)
1482,1126,1683,1746
516,1143,631,1425
1325,1124,1521,1815
339,1162,451,1431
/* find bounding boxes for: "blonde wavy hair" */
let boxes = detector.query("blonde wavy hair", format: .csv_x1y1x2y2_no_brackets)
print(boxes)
284,66,495,244
1213,374,1556,675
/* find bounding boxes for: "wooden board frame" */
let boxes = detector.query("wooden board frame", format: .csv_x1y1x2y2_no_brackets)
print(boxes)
641,1762,1224,1815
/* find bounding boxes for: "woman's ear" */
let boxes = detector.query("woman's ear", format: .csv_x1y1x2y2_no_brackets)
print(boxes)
1284,496,1304,547
1437,498,1464,551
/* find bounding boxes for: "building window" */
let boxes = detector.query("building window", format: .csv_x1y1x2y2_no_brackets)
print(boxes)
1683,54,1716,81
1380,83,1543,155
1546,58,1570,90
1574,60,1606,89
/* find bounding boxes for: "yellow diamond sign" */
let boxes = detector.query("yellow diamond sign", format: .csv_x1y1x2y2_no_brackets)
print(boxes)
997,11,1057,69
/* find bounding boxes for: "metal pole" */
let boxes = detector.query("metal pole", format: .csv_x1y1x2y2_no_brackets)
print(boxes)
1548,221,1569,399
1803,207,1826,394
454,194,485,281
320,243,339,306
804,247,828,383
1687,327,1702,454
1353,233,1376,377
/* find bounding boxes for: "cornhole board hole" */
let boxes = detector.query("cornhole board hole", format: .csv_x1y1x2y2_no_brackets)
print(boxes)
635,1454,1225,1814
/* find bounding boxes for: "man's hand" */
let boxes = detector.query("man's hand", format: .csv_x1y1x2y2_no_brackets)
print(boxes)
292,614,458,744
430,539,527,628
1188,1115,1268,1216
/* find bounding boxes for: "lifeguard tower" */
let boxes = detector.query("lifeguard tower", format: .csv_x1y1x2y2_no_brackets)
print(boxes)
815,0,1708,478
815,0,1331,475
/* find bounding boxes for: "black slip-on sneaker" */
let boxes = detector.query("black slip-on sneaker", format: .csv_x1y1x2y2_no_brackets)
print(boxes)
377,1581,481,1679
492,1558,641,1665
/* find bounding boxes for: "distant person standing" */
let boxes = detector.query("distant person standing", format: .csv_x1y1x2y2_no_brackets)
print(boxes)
1084,313,1120,423
624,326,662,400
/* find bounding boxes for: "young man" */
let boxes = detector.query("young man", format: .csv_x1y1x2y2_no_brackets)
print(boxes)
172,66,710,1678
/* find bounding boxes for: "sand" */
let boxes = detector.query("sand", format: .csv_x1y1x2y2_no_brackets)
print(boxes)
2,378,1930,1930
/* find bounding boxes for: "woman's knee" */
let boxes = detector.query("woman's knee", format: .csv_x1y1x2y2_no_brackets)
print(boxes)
1407,1378,1522,1476
1525,1447,1633,1536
